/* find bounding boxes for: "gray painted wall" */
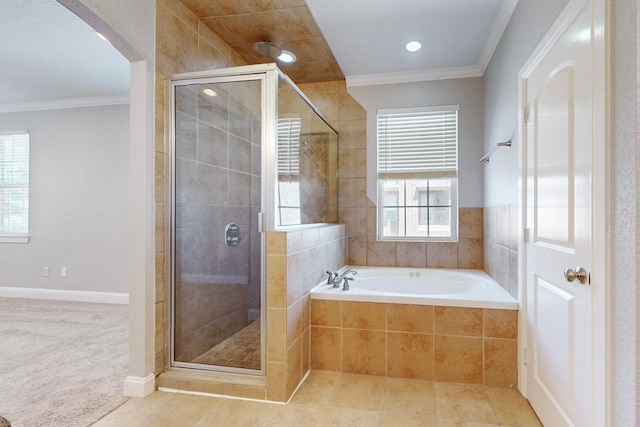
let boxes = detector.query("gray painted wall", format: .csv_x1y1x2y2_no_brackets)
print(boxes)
482,0,569,207
0,104,130,294
348,77,485,208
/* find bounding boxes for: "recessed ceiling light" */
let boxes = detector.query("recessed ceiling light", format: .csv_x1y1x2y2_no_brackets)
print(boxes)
405,41,422,52
202,88,217,97
278,50,296,64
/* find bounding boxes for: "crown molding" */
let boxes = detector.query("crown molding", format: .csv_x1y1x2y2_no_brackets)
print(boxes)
346,66,483,87
478,0,519,73
0,94,130,114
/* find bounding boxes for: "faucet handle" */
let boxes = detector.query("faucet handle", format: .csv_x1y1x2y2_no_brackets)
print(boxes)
326,271,336,285
343,276,354,291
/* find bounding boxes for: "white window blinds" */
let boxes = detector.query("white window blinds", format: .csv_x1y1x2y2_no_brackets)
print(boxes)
377,107,458,179
277,118,301,175
0,132,29,234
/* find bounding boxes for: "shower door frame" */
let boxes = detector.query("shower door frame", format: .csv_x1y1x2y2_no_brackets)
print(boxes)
167,64,279,377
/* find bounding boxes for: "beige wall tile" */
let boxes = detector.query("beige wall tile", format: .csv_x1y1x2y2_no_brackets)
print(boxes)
484,309,518,339
458,238,483,269
267,231,287,254
434,306,483,336
311,299,342,327
342,301,386,330
156,3,198,75
266,254,286,308
387,304,433,333
338,178,367,208
484,338,518,388
286,299,303,347
366,240,397,266
387,332,434,380
338,120,366,150
159,0,199,31
310,326,341,371
509,204,519,251
434,335,483,384
459,207,483,239
338,87,367,121
339,208,367,237
301,326,310,374
156,376,224,395
223,383,266,400
348,237,367,265
396,242,427,268
338,148,366,178
267,308,286,363
267,361,287,402
426,242,458,268
342,329,386,376
496,205,510,248
286,337,302,398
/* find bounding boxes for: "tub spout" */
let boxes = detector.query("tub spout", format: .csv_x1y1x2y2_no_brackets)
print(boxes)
339,268,358,279
334,268,357,290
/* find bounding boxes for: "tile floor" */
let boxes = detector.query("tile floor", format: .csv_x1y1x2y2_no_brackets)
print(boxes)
93,371,542,426
193,321,261,370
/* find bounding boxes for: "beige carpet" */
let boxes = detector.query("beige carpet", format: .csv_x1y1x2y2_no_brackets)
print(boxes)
0,298,129,427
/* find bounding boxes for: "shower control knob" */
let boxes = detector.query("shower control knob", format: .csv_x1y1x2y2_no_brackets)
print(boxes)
225,223,240,247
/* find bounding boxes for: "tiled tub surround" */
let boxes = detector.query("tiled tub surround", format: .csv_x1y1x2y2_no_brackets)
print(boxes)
266,224,348,402
311,301,518,388
483,204,518,298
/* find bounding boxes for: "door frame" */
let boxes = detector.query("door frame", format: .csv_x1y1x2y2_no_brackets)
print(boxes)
517,0,609,425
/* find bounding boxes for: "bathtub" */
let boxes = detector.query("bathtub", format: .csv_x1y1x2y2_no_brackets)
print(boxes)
310,266,517,310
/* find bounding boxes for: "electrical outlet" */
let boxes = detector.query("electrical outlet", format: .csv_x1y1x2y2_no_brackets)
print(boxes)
43,267,49,277
61,267,68,278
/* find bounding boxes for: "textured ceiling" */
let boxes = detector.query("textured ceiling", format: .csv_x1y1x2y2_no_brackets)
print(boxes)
179,0,344,83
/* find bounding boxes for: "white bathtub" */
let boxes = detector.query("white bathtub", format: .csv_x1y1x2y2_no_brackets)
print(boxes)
310,266,518,310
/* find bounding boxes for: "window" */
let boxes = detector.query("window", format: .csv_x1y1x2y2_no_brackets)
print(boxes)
377,107,458,241
0,132,30,242
277,118,301,225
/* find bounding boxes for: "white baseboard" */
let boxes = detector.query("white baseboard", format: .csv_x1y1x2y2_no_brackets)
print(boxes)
124,374,156,397
0,286,129,304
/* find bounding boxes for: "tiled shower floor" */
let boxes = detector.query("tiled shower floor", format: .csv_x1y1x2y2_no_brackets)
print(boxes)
93,371,543,426
193,321,261,370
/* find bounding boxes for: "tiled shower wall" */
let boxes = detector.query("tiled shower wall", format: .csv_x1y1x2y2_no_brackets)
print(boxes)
266,224,347,401
483,204,519,298
155,0,246,374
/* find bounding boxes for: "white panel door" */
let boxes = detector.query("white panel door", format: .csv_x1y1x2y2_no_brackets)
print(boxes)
524,3,594,427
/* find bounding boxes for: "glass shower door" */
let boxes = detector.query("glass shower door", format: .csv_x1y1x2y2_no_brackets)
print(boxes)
171,76,263,373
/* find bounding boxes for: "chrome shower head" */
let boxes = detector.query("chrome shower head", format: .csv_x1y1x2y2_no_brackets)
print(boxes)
253,41,281,59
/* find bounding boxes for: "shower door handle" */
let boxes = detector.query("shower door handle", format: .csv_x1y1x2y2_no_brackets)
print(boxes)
258,212,264,233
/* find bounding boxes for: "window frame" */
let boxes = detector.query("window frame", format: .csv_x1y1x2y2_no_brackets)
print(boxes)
376,106,459,242
0,131,30,243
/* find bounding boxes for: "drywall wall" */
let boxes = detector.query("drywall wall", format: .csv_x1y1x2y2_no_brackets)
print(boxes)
347,77,484,208
0,104,130,294
482,0,569,207
610,0,638,423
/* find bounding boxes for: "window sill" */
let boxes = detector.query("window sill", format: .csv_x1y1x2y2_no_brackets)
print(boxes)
0,235,30,244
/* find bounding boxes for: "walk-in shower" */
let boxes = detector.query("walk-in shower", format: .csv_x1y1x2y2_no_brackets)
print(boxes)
168,64,338,376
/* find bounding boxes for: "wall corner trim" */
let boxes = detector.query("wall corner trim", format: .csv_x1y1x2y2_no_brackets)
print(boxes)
123,374,156,397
